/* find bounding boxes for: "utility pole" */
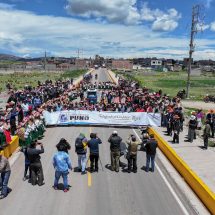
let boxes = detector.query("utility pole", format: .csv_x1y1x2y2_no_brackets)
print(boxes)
76,49,83,59
44,51,47,72
186,5,201,98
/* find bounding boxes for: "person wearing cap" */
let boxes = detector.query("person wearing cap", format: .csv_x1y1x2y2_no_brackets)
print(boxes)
188,115,197,143
145,134,158,172
203,120,211,150
75,133,88,174
172,115,180,144
0,154,11,199
108,131,122,172
126,135,140,173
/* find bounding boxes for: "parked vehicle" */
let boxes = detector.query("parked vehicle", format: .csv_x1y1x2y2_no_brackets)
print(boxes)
204,95,215,103
87,89,97,104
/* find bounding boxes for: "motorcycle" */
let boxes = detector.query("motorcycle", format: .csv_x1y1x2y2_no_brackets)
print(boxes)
203,95,215,103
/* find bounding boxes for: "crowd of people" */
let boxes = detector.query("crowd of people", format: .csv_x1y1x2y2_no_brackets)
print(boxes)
0,79,74,148
162,106,215,149
0,129,157,197
0,71,214,199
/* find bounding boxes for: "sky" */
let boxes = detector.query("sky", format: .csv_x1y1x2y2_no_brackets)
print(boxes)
0,0,215,59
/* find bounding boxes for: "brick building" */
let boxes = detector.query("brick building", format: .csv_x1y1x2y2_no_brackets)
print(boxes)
111,59,133,70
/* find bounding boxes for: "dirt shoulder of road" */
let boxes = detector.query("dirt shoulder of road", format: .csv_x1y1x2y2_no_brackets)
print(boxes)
182,100,215,111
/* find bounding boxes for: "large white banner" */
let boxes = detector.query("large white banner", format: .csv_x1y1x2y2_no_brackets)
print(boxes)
43,110,161,127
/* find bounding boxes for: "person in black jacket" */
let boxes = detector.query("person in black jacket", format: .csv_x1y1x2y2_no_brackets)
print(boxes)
17,105,24,124
108,131,122,172
27,141,44,186
172,115,180,143
75,133,88,174
88,133,102,172
188,115,197,143
145,134,157,172
206,110,215,138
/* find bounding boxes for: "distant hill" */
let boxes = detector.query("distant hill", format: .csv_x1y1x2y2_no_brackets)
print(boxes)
0,54,23,61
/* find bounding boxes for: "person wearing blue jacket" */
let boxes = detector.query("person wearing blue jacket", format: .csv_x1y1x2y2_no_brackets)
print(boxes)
87,133,102,172
53,140,72,192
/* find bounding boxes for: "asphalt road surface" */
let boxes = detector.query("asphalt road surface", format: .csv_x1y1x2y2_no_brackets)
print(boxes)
0,68,197,215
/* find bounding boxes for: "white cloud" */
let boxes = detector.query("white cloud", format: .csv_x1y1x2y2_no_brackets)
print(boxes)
210,21,215,31
151,9,181,31
0,3,15,9
206,0,213,8
196,23,210,31
66,0,181,31
0,6,214,59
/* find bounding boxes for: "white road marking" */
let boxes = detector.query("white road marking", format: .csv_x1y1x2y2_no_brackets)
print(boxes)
132,129,190,215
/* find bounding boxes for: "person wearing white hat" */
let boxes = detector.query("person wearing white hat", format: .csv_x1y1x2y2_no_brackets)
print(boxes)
108,131,122,172
188,115,197,143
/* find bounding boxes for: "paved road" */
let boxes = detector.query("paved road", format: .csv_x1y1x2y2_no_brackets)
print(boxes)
0,69,197,215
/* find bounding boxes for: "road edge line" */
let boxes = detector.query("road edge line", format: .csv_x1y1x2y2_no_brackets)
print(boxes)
132,129,190,215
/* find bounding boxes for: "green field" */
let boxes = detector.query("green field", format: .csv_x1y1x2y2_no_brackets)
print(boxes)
0,69,87,92
116,70,215,100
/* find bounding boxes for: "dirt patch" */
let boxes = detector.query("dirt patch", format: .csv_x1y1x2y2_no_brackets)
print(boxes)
182,100,215,110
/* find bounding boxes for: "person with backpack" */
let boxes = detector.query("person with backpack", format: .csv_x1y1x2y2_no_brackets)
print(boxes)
87,133,102,172
126,135,140,173
108,131,122,172
75,133,88,175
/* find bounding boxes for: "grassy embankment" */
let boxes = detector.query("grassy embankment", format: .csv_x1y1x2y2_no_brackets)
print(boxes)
115,70,215,145
0,69,87,92
115,70,215,100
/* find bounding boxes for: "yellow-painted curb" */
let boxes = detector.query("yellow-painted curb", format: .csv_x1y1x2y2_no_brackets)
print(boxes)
0,136,19,159
107,70,117,84
149,127,215,214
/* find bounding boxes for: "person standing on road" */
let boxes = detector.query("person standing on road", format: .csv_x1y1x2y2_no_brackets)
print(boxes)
75,133,88,175
27,141,45,186
145,134,158,172
206,110,215,138
20,146,30,181
203,120,211,150
53,140,72,192
88,133,102,172
108,131,122,172
172,115,180,144
126,135,139,173
187,115,197,143
0,154,11,199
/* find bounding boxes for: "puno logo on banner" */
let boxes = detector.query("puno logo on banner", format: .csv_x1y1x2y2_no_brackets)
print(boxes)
59,112,90,124
44,110,161,127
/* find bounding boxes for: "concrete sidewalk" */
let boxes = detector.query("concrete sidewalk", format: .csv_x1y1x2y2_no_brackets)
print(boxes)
155,126,215,193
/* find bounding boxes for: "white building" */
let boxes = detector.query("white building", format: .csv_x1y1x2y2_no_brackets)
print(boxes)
151,60,163,66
